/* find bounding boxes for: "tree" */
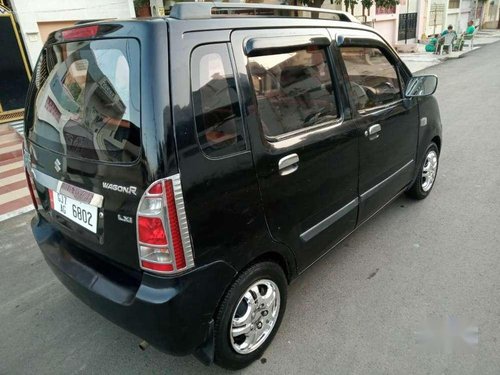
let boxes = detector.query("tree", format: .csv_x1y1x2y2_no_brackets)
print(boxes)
361,0,373,16
299,0,355,13
333,0,358,13
374,0,399,8
299,0,331,9
361,0,399,17
299,0,398,16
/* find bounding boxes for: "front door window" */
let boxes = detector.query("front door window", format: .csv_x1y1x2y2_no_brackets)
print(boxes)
340,47,402,111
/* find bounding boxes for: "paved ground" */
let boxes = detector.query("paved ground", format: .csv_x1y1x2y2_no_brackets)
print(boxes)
0,122,32,222
1,42,500,375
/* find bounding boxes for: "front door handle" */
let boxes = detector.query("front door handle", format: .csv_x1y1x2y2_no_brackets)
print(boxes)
278,153,299,176
365,124,381,140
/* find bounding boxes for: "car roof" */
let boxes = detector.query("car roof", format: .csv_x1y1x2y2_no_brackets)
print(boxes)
46,9,390,54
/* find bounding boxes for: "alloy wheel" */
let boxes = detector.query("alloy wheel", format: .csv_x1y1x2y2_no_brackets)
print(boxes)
421,150,438,192
229,279,280,354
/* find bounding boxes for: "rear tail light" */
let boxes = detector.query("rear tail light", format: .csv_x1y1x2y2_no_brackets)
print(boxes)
136,174,194,274
138,217,167,245
61,25,99,40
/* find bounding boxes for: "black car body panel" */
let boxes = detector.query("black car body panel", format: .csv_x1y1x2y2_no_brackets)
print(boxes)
32,214,237,355
25,10,442,363
230,27,360,272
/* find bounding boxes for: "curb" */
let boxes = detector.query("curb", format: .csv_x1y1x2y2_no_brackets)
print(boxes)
0,205,34,223
444,49,478,60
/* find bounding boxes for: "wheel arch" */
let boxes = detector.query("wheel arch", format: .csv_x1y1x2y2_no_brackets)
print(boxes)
244,250,295,284
431,135,441,152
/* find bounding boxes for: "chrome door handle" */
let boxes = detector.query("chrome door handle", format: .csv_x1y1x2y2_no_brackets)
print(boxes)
364,124,381,140
278,153,299,176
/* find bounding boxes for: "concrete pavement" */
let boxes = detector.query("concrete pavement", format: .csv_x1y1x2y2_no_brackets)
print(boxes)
1,41,500,375
399,29,500,73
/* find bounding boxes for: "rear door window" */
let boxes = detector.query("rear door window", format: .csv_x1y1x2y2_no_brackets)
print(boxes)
248,46,339,139
28,38,140,163
191,43,246,157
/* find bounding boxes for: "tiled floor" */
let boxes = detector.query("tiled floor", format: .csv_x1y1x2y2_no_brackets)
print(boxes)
0,122,33,222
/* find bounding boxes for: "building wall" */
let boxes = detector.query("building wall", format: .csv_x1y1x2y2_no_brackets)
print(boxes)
460,0,472,30
425,0,447,36
10,0,135,67
372,11,399,45
481,0,500,29
321,2,400,45
418,0,430,39
375,18,399,45
423,0,475,36
446,0,472,33
400,0,418,13
37,21,77,42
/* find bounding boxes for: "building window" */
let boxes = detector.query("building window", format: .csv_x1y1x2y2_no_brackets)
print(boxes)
448,0,460,9
248,46,338,138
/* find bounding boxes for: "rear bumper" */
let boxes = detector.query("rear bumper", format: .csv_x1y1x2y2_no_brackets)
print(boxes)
31,214,237,356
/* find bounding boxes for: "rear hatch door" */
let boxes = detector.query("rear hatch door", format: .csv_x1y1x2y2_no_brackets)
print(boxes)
25,28,148,270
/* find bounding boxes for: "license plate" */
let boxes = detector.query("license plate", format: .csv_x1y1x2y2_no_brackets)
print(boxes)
50,190,98,233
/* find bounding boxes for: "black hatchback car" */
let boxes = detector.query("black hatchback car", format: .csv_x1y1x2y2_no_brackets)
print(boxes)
24,2,442,369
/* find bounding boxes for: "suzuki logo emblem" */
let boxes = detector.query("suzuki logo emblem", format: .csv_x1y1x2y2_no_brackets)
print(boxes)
54,158,61,172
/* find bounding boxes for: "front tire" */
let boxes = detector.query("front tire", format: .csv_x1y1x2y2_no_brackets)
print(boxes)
214,261,287,370
406,143,439,200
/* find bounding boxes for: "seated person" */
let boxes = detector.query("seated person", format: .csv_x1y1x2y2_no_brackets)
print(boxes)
437,25,456,53
458,21,476,50
441,24,455,37
425,34,439,53
465,20,476,35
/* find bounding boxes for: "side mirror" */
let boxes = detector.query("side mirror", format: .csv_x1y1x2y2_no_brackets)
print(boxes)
405,75,438,97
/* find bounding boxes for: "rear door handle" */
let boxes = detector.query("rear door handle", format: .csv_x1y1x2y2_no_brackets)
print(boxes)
278,154,299,176
365,124,381,140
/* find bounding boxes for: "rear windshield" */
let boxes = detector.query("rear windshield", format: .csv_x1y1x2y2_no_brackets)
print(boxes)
27,38,140,163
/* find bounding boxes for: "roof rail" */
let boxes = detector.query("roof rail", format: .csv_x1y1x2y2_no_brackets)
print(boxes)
169,2,359,23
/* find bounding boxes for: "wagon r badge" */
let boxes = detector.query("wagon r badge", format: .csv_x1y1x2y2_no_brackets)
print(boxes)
102,182,137,195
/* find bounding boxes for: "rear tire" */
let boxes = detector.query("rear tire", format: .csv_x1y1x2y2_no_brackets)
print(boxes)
214,262,287,370
406,143,439,200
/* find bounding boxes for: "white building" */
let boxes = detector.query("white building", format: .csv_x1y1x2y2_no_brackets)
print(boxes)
447,0,472,32
9,0,135,67
321,2,399,45
322,1,422,46
480,0,500,29
422,0,474,36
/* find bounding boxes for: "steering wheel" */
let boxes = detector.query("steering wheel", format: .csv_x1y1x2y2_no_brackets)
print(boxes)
303,107,328,125
350,82,369,109
376,81,396,94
